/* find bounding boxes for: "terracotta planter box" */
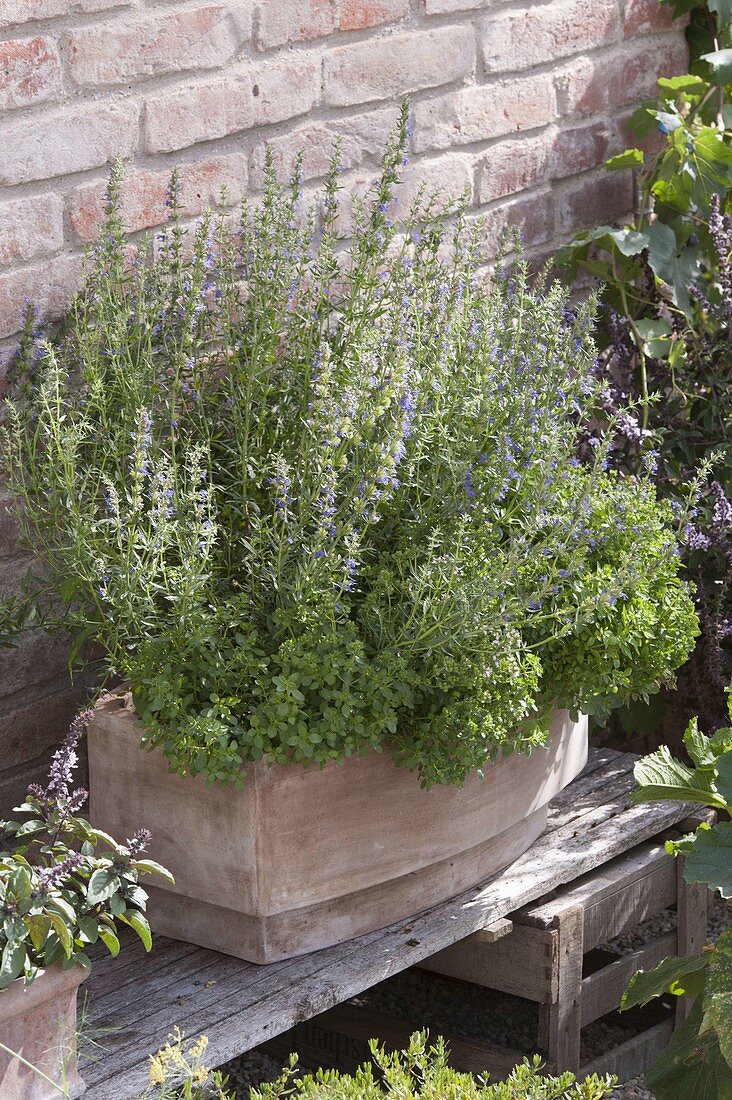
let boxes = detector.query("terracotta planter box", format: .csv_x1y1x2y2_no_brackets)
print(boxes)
0,964,88,1099
88,694,587,963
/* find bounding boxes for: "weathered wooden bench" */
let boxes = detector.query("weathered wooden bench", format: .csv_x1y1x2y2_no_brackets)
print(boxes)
80,748,701,1099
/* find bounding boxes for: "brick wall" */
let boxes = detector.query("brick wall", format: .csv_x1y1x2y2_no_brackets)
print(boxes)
0,0,686,805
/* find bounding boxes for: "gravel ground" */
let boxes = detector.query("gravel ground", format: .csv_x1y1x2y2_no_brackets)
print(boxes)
220,895,732,1099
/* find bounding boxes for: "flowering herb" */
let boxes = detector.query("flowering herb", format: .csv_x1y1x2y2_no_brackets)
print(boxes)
0,712,172,989
1,104,698,788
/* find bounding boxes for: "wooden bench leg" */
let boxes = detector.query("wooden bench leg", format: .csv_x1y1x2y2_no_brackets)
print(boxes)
675,858,709,1026
540,904,584,1072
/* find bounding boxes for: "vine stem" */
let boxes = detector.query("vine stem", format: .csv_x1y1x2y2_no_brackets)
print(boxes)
618,282,650,431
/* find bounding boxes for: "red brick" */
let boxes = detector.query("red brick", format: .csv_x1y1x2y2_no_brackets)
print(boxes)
0,0,127,28
69,152,248,242
67,5,248,87
556,37,688,118
338,0,409,30
425,0,490,11
0,254,82,340
483,0,620,74
257,0,336,48
250,106,400,188
555,171,634,235
144,58,319,154
412,73,556,153
397,154,474,210
0,194,63,265
478,133,552,204
550,121,612,179
0,100,138,186
624,0,677,36
324,26,474,107
0,35,61,108
145,78,251,154
251,56,321,127
476,188,553,259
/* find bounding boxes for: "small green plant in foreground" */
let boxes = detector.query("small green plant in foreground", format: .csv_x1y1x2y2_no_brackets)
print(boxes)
1,104,698,787
624,712,732,1099
0,710,172,988
141,1030,615,1100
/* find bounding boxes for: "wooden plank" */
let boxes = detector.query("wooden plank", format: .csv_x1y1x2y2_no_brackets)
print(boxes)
471,918,513,943
419,924,558,1002
580,932,677,1028
517,841,674,933
580,1019,674,1081
81,757,697,1099
262,1005,527,1080
582,864,676,951
675,857,710,1026
542,904,584,1072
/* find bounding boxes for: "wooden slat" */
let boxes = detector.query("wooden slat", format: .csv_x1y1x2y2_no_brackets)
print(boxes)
580,932,677,1028
80,752,697,1099
580,1018,674,1080
419,924,558,1002
543,905,583,1071
675,856,710,1026
472,918,513,943
518,840,676,930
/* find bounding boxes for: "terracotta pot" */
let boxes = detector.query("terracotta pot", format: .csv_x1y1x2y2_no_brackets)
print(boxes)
88,694,587,963
0,964,88,1099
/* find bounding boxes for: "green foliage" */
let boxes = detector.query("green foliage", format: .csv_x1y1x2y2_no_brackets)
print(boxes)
624,706,732,1098
0,107,698,787
0,712,171,991
250,1033,614,1100
560,0,732,732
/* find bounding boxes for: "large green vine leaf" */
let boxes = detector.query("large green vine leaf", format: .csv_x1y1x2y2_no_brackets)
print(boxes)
684,822,732,897
623,951,710,1008
647,996,732,1100
633,745,725,807
705,932,732,1069
716,749,732,807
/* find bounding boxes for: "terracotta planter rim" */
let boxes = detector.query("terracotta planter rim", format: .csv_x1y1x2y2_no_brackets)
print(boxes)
0,964,88,1028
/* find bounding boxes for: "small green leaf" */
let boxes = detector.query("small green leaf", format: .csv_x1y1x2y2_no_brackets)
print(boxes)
26,914,51,954
119,911,152,952
132,859,175,885
605,149,645,171
86,868,120,906
658,74,708,94
0,940,26,990
98,927,120,958
48,912,72,957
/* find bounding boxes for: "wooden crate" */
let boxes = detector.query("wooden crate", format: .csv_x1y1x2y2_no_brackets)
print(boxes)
264,813,713,1084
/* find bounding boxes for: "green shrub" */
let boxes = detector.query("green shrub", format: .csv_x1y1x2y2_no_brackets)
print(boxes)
252,1034,614,1100
140,1031,614,1100
1,106,698,787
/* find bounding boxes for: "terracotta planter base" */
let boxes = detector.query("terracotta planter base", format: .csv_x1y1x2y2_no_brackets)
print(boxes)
0,964,87,1100
144,805,547,962
88,695,588,964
